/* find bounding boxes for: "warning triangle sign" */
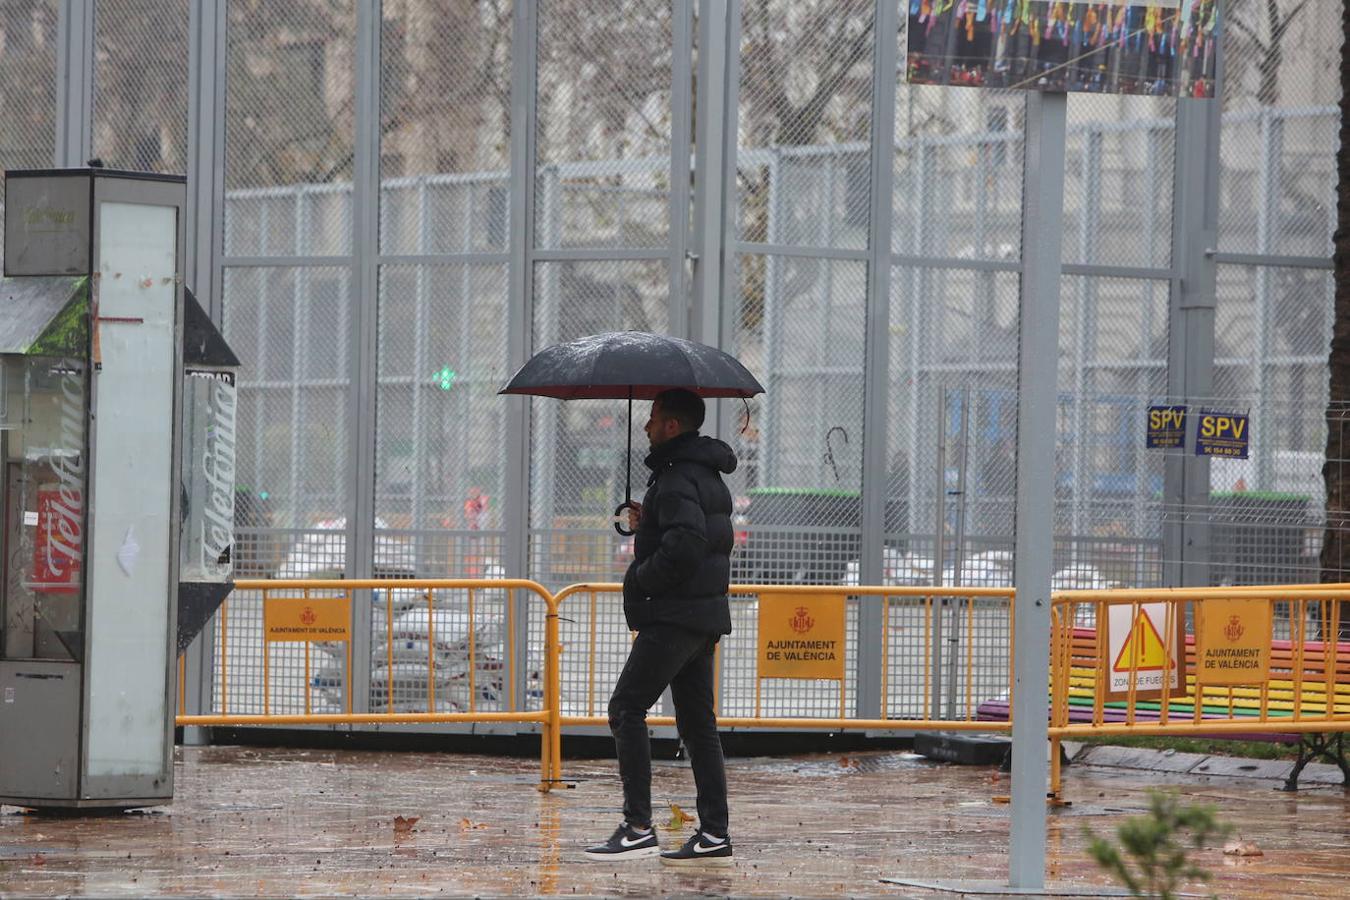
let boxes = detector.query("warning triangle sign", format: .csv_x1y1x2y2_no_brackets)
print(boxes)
1112,610,1173,673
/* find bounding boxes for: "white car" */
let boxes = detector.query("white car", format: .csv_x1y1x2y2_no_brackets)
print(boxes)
843,548,1013,588
277,517,533,713
843,549,1120,590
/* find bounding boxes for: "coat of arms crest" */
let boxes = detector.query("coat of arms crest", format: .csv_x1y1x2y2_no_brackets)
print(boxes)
789,606,814,634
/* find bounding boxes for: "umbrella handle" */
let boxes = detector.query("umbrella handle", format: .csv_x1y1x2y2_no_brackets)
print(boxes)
613,501,638,537
615,388,636,535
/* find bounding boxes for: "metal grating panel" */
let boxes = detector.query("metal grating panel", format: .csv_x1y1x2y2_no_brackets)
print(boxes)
533,0,674,250
737,0,876,252
92,0,189,173
223,266,352,534
375,264,510,538
528,259,669,589
379,0,513,255
224,0,355,255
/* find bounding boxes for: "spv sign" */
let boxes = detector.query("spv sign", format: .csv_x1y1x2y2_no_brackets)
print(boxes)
1145,405,1187,449
1195,411,1249,459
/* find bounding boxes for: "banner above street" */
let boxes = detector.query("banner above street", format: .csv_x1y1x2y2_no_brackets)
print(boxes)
906,1,1218,97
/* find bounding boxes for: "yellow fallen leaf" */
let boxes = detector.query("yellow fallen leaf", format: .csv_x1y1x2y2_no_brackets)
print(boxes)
664,802,695,831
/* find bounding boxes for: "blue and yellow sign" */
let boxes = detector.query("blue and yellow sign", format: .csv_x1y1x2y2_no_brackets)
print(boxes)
1195,411,1250,459
1146,405,1187,449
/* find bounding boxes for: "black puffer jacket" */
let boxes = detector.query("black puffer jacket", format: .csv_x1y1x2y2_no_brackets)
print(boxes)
622,431,737,635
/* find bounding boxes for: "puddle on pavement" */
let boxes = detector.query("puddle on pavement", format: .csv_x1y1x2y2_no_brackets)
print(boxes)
1,746,1347,897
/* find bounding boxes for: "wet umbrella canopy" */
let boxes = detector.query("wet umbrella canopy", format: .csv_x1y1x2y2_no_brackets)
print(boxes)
500,331,763,533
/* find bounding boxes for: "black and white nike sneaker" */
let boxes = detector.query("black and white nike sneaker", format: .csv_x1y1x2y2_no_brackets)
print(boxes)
583,822,660,860
659,829,733,867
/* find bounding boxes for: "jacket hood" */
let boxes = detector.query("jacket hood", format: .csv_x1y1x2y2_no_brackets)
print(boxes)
645,431,738,475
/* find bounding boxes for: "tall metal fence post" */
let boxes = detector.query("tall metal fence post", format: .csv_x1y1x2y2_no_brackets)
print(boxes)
346,0,382,713
187,0,226,318
1253,110,1282,491
945,389,969,718
670,0,696,343
691,0,731,352
1164,77,1222,588
504,0,539,709
856,0,899,722
54,0,93,167
931,388,948,716
183,0,228,743
712,0,744,709
696,0,739,712
1009,89,1067,892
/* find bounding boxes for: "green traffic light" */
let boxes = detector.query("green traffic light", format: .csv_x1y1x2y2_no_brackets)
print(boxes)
434,367,457,391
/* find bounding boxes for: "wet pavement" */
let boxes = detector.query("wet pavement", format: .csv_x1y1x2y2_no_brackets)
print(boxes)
1,744,1347,897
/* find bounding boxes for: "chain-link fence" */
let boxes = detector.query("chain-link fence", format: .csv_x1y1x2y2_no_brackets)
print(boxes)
534,0,674,250
728,0,877,591
1221,0,1340,258
200,2,1340,593
92,0,189,173
528,259,669,589
223,0,354,257
0,0,59,274
222,265,351,535
379,0,512,241
375,263,510,532
11,1,1339,730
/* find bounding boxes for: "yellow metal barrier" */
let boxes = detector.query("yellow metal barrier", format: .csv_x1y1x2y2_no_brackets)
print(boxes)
1048,586,1350,795
175,578,563,790
548,582,1016,788
175,577,1347,798
178,579,1014,791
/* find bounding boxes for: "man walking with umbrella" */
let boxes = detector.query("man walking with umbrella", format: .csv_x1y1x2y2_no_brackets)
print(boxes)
500,331,761,865
583,388,737,867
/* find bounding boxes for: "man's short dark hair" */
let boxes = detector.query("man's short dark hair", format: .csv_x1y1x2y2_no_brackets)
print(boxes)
654,388,705,433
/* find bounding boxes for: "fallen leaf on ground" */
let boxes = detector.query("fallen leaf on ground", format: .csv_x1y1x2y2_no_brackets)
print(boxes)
393,816,419,833
839,756,854,768
458,818,488,832
664,802,695,831
1223,839,1263,857
31,853,46,866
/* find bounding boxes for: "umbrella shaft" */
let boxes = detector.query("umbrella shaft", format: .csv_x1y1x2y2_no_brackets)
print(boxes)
626,390,632,503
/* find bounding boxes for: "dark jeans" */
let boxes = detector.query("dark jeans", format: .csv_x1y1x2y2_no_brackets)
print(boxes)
608,623,728,837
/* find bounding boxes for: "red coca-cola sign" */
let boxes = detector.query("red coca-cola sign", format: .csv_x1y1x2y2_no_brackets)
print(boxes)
33,484,81,593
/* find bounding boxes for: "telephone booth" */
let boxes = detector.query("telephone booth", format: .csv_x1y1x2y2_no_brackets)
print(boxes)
0,167,235,810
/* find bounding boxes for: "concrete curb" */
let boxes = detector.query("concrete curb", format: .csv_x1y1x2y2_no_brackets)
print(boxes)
1069,743,1346,786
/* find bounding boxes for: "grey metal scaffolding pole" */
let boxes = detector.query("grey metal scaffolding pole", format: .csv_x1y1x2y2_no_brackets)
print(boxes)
857,0,900,722
1008,89,1067,891
1164,79,1223,589
55,0,93,167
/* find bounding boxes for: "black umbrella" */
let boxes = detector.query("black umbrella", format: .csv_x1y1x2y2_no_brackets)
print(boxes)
500,331,764,534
